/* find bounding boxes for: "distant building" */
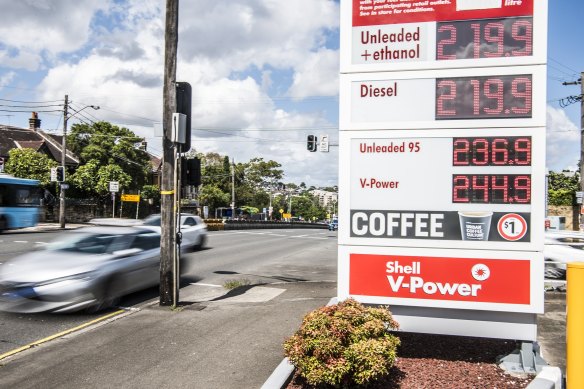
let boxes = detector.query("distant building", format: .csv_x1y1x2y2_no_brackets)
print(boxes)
311,189,338,208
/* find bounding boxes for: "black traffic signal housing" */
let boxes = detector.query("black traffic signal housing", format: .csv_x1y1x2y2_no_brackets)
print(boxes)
175,82,192,152
181,157,201,187
56,166,65,182
307,135,317,152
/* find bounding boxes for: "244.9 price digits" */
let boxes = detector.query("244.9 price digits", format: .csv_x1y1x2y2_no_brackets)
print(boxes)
453,174,531,204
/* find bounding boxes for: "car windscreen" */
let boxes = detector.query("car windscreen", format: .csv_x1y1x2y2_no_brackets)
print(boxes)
142,216,161,226
46,232,123,254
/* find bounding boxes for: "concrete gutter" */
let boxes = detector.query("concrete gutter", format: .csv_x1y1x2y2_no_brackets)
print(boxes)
526,366,563,389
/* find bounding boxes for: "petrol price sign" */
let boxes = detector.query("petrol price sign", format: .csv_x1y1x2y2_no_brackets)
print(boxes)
338,0,548,340
340,65,545,130
341,0,547,72
338,129,545,251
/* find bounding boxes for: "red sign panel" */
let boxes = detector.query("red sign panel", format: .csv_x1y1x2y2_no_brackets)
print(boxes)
349,253,530,304
353,0,533,27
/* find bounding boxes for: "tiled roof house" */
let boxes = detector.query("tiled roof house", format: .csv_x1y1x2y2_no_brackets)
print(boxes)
0,112,79,166
1,112,162,185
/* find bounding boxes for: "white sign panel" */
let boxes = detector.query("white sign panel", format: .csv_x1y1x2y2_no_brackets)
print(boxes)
340,66,546,130
338,128,545,251
109,181,119,192
340,0,547,73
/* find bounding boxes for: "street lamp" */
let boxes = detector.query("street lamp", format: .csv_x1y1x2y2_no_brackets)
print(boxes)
59,95,100,228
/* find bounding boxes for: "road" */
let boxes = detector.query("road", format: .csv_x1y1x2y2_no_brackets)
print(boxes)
0,228,337,355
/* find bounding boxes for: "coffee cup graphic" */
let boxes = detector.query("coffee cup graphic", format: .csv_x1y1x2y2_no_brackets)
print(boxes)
458,212,493,241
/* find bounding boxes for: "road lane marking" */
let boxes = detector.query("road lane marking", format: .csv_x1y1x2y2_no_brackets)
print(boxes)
0,309,125,362
14,241,28,243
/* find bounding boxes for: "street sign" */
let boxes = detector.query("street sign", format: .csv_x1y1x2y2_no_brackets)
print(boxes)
109,181,119,192
320,135,330,152
60,183,69,190
121,194,140,202
50,167,58,182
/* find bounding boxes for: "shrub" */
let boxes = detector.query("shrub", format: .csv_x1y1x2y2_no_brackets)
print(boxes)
283,298,400,388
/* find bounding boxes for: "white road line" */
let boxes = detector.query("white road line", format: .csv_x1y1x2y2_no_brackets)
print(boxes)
14,241,28,243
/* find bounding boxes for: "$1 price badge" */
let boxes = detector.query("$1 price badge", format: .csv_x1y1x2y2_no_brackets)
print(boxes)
497,213,528,241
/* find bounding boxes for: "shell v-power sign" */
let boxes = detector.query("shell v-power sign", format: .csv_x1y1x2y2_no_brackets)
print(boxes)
338,0,547,341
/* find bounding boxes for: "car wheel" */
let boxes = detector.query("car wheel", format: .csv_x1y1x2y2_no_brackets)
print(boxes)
193,235,207,251
0,217,6,233
86,280,121,313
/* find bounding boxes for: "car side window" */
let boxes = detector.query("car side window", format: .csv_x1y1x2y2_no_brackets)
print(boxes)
132,233,160,251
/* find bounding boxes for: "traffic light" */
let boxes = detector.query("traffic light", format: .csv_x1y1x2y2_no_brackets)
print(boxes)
307,135,317,152
181,157,201,187
175,82,192,152
56,166,65,182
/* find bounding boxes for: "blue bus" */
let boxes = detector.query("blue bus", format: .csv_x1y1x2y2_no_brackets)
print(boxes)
0,174,42,232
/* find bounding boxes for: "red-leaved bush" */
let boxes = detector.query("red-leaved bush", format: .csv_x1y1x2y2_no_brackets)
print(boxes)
283,298,400,388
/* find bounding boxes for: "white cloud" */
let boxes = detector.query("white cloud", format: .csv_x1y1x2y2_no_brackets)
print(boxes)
2,0,341,186
546,105,580,172
0,0,109,70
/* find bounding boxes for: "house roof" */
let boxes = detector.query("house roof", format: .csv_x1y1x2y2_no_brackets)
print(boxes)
0,123,79,166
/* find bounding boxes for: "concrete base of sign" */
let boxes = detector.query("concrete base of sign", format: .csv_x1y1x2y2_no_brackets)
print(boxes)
498,342,548,375
388,305,537,341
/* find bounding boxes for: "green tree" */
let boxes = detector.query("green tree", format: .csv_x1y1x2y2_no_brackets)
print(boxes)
548,170,580,206
198,184,230,211
67,121,150,196
4,148,58,187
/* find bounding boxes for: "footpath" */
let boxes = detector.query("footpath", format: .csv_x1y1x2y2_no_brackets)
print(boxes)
0,223,566,388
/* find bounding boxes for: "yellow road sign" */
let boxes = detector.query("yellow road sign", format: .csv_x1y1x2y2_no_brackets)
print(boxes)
121,194,140,202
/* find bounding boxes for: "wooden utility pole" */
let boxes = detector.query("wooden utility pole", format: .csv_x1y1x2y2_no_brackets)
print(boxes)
59,95,68,229
160,0,179,306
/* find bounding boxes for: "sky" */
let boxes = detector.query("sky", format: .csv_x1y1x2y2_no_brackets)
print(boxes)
0,0,581,187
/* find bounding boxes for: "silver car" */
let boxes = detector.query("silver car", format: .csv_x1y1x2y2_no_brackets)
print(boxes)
544,230,584,280
141,213,207,251
0,226,161,313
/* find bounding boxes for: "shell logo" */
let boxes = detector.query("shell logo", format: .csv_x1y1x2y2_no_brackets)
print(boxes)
471,264,491,281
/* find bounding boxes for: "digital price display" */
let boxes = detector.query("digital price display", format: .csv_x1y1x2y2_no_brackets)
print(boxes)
453,174,531,204
453,136,532,166
343,0,545,72
437,17,533,60
436,74,532,120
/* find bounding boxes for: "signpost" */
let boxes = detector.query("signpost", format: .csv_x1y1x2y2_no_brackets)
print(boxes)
339,0,547,342
110,181,119,218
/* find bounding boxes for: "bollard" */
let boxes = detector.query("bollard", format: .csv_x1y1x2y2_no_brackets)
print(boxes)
567,262,584,388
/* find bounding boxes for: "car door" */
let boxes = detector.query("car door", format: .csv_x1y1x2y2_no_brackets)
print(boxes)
111,231,161,294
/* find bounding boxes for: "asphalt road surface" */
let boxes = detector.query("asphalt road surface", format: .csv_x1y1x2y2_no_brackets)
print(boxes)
0,228,337,355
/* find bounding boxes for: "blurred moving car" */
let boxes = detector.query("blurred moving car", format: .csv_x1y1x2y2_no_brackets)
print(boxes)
0,226,161,313
141,213,207,251
543,230,584,280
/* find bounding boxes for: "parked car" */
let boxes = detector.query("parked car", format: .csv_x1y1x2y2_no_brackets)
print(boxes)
543,230,584,280
140,213,207,251
0,226,162,313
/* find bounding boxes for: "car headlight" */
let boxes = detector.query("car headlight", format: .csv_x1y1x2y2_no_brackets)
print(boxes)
34,272,99,293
